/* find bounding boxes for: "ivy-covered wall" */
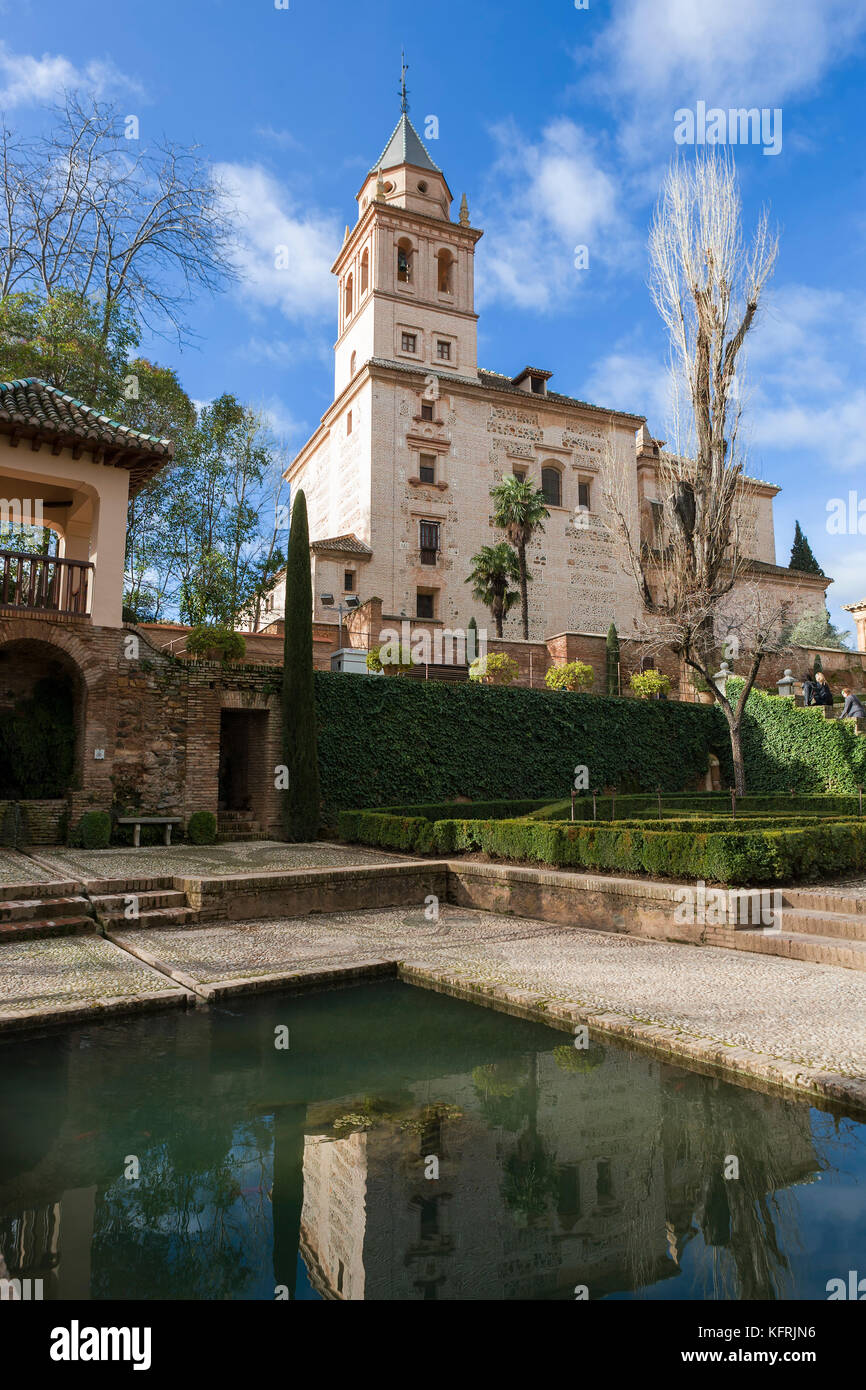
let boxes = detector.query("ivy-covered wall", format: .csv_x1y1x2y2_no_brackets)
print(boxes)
315,672,732,818
737,684,866,793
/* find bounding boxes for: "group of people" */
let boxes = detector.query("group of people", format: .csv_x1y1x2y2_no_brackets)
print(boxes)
801,671,866,719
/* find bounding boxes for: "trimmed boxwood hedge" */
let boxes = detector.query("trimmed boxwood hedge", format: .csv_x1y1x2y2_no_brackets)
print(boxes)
337,808,866,884
532,793,863,821
734,682,866,794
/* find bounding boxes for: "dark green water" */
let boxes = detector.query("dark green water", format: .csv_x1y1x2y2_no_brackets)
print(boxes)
0,979,864,1301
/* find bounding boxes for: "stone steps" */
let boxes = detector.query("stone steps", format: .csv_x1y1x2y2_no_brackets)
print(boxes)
100,906,195,931
782,887,866,917
0,894,91,923
780,906,866,942
216,830,270,843
737,928,866,971
89,886,194,931
0,915,96,943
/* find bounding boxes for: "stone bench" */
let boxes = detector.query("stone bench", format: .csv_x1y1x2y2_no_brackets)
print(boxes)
117,816,182,848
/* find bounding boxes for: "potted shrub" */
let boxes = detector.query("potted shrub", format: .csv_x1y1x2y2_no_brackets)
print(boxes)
691,674,716,705
366,644,415,676
544,660,594,693
185,625,246,662
469,652,519,686
629,669,672,700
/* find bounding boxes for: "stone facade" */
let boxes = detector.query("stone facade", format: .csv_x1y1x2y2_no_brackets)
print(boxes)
269,110,828,659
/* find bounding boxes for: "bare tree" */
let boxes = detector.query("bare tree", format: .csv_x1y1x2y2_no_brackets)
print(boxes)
603,152,779,794
0,92,236,343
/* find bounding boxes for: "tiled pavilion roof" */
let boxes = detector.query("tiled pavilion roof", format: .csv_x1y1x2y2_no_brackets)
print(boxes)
0,378,174,494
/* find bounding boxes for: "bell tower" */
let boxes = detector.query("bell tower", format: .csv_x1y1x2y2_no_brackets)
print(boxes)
332,65,483,395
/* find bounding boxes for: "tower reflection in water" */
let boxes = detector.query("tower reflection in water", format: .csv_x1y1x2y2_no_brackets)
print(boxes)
0,980,857,1301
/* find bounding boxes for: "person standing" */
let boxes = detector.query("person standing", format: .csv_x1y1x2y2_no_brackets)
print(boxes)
840,687,866,719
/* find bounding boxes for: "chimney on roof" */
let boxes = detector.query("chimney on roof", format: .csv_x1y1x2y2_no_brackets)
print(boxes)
512,366,552,397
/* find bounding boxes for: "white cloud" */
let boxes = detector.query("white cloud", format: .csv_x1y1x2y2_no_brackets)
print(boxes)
0,42,141,109
583,347,671,427
589,0,866,159
476,119,634,311
216,162,340,322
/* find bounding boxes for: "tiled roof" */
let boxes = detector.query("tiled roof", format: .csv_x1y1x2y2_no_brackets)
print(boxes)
658,449,779,492
0,378,173,494
362,358,645,422
371,115,443,175
309,533,373,556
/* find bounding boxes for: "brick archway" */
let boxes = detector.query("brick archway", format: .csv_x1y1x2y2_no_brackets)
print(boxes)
0,619,102,691
0,630,91,797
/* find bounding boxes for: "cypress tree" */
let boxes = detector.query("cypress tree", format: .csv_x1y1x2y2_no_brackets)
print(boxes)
281,490,320,841
789,521,824,575
606,622,620,696
467,615,478,663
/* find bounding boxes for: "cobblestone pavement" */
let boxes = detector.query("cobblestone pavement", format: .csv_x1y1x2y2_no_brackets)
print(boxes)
113,905,866,1079
0,849,43,885
0,934,186,1028
32,840,408,881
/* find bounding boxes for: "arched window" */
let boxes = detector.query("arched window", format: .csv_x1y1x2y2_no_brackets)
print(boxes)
360,249,369,295
436,249,454,294
541,465,562,507
344,273,354,318
350,351,357,377
397,239,413,284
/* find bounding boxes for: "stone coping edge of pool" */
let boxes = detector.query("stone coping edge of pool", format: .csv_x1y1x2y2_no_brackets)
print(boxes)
397,960,866,1117
0,987,192,1036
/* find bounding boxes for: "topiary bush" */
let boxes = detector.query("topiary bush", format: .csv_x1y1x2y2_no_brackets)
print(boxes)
367,644,415,674
185,625,246,661
71,810,111,849
545,661,594,693
630,669,672,700
187,810,218,845
468,652,519,685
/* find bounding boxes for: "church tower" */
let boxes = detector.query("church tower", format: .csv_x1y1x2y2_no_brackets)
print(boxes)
332,75,483,397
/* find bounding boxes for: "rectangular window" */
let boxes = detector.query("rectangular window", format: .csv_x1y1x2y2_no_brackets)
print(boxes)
416,590,435,619
419,520,440,564
421,399,434,421
436,340,451,361
419,454,436,484
401,332,417,353
578,480,591,510
344,570,355,592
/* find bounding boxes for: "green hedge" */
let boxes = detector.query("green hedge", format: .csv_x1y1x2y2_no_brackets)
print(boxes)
533,792,863,821
733,682,866,794
316,673,729,820
338,809,866,884
376,798,555,820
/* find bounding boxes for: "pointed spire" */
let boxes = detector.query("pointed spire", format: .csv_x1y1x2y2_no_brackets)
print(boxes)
459,193,470,227
376,167,385,199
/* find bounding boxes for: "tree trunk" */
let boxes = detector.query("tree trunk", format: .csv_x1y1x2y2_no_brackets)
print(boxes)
518,541,529,640
728,718,746,796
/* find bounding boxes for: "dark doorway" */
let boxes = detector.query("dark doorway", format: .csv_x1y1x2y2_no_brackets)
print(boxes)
218,710,269,816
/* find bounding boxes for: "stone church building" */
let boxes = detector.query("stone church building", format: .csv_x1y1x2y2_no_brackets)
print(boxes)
265,105,827,660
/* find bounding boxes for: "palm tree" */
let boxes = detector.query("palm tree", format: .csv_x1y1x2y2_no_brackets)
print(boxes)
466,542,521,637
490,476,549,639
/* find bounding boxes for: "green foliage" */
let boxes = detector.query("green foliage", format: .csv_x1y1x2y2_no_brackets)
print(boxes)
0,802,29,849
489,475,549,638
469,652,519,685
783,608,852,652
630,669,672,700
187,811,218,845
465,542,521,637
0,289,137,404
606,622,620,696
282,491,320,841
71,810,111,849
339,808,866,885
545,660,594,692
316,675,729,821
367,644,414,673
0,677,76,798
788,521,825,576
185,625,246,660
731,681,866,793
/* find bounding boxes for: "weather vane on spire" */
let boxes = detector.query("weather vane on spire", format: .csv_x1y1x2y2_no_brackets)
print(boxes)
400,50,409,114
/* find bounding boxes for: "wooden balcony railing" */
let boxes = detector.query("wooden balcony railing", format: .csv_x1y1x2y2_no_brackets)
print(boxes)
0,549,93,617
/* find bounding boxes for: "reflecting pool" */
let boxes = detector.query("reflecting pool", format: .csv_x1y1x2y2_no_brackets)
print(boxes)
0,980,863,1300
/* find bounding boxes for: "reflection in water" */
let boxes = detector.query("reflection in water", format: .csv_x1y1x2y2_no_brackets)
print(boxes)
0,980,861,1301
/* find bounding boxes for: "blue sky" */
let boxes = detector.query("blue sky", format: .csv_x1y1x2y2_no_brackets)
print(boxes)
3,0,866,632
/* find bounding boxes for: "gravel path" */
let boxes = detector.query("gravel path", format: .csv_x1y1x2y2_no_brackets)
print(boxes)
113,905,866,1079
32,840,408,881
